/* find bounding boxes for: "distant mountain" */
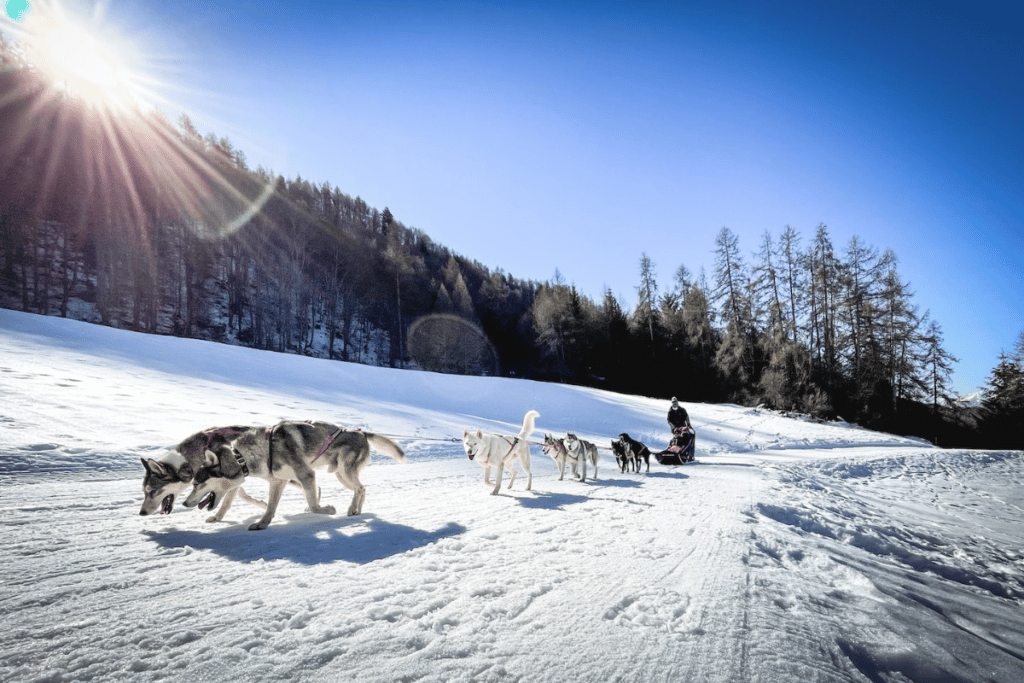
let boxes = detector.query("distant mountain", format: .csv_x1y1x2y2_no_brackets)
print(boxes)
956,390,986,409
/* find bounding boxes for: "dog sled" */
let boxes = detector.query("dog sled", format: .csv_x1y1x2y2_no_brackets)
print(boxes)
654,426,696,465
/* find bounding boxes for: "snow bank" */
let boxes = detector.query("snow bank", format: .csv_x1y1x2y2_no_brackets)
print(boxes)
1,308,1021,683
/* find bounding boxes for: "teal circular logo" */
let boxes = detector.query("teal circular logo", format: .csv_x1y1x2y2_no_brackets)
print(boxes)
5,0,31,21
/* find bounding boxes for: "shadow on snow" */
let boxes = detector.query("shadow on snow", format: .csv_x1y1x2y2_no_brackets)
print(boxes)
515,490,590,510
142,513,466,565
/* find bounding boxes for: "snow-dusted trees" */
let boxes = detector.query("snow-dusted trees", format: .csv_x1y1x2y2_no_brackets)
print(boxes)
1,35,979,441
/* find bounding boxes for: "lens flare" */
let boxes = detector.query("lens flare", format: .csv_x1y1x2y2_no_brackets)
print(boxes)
407,314,500,376
1,0,275,277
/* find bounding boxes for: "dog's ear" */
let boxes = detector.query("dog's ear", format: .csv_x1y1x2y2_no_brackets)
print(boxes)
203,449,219,466
476,429,483,438
142,458,169,477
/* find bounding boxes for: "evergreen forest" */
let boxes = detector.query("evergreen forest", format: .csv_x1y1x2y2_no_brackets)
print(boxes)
1,39,1020,450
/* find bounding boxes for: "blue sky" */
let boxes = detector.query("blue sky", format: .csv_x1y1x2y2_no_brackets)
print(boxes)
7,0,1023,394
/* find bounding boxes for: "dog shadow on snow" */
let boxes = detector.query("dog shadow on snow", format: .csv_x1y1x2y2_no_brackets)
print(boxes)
143,513,466,565
643,470,690,480
513,476,647,510
516,490,590,510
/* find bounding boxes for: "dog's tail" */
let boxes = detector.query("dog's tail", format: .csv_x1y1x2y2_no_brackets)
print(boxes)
518,410,540,441
365,433,407,463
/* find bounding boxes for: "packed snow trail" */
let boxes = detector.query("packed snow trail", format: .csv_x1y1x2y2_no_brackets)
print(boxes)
2,308,1023,682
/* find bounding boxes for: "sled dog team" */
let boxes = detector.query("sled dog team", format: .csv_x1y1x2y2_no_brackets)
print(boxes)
139,410,677,530
139,421,406,531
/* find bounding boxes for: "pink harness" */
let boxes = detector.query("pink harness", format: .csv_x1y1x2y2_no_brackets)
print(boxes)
311,427,347,464
263,424,349,470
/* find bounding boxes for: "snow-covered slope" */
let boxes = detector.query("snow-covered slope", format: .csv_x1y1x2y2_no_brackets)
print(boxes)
1,308,1021,683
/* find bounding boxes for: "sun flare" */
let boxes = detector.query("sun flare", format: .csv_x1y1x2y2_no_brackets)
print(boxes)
24,2,148,112
43,23,129,102
2,0,276,271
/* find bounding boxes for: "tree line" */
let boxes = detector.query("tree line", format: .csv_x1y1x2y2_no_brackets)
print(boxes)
1,38,1019,449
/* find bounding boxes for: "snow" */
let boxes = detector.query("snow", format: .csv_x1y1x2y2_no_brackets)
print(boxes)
956,390,986,409
1,307,1022,683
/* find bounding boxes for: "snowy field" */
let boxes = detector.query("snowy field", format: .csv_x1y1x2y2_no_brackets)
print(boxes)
1,308,1022,683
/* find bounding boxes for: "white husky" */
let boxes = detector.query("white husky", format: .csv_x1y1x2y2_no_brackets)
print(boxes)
462,410,538,495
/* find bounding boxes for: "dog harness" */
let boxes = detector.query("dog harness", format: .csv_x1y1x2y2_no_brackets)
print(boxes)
262,423,351,471
263,426,275,473
310,426,347,464
500,437,520,460
234,450,249,476
544,438,567,457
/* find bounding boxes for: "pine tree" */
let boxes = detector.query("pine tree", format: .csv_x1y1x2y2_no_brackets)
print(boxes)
634,253,659,345
981,332,1024,449
532,272,577,380
778,225,805,347
594,288,632,389
920,318,959,443
879,253,923,409
806,224,840,387
712,227,754,393
837,235,892,420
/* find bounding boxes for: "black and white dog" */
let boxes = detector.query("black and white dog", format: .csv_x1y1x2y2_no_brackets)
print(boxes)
563,432,599,482
541,433,574,481
541,431,597,482
139,426,269,521
614,432,651,473
183,421,405,530
610,438,630,473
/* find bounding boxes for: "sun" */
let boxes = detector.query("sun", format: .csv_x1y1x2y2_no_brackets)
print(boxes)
22,2,149,112
42,22,131,106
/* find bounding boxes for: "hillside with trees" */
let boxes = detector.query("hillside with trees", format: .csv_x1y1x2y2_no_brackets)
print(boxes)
1,37,1018,448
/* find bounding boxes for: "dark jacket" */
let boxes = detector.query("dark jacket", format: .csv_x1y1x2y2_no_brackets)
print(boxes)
668,405,690,431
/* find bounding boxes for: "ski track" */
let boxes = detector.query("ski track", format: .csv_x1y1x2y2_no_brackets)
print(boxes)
5,451,1023,682
1,309,1023,682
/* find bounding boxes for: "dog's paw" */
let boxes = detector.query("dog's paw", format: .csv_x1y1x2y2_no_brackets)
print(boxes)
248,521,269,531
205,514,223,523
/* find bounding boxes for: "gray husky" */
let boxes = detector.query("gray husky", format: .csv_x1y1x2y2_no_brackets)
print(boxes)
541,432,588,482
183,421,406,530
541,433,573,481
563,432,599,482
139,426,269,521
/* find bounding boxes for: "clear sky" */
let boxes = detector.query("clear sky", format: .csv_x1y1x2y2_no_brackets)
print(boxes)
5,0,1022,395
